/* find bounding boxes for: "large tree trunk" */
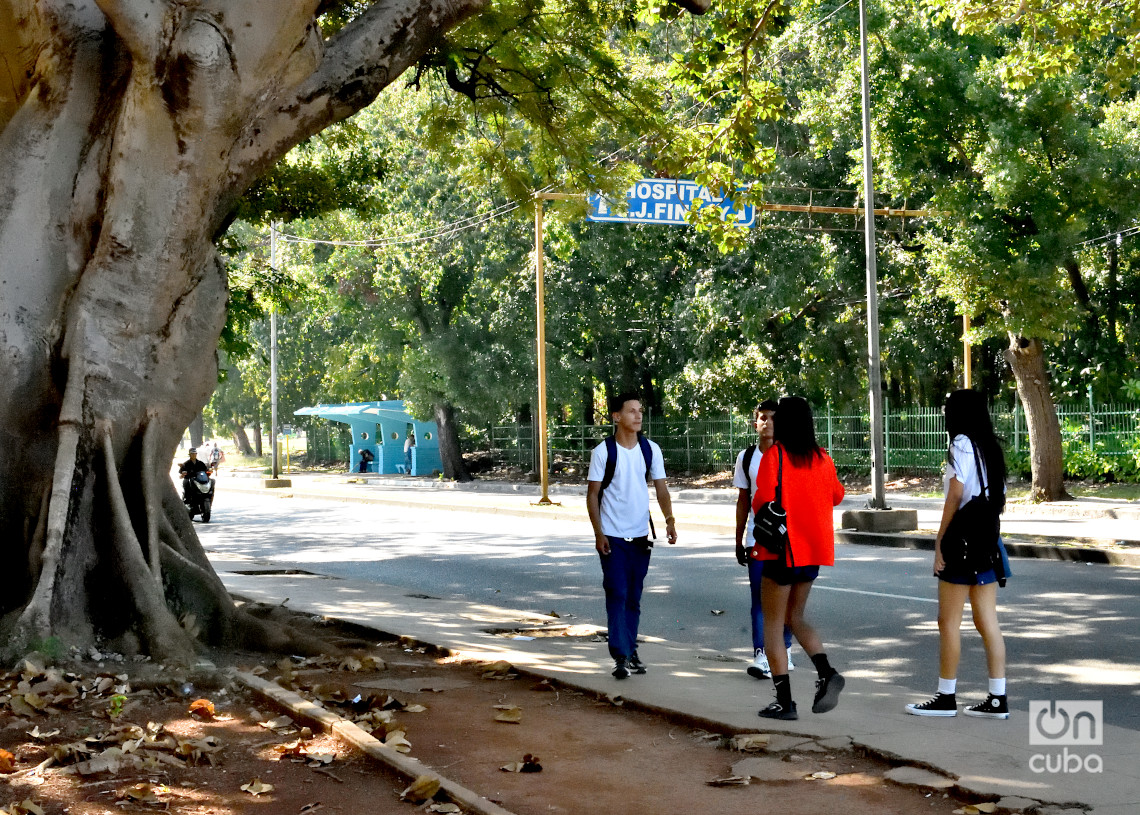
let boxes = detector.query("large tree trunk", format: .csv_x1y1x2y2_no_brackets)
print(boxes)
434,401,473,481
1005,335,1070,502
0,0,482,664
253,417,264,457
189,415,205,449
231,423,255,456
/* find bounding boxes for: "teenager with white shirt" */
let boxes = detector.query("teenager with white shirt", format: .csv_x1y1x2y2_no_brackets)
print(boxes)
733,399,793,679
906,389,1010,719
586,392,677,680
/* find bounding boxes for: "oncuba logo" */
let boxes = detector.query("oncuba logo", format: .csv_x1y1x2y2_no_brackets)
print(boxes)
1028,701,1103,774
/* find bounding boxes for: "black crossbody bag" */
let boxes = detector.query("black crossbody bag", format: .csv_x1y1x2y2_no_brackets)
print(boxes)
751,446,791,565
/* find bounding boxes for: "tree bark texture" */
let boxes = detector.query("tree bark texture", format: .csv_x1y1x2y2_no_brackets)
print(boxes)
0,0,483,663
434,401,473,481
1005,335,1070,502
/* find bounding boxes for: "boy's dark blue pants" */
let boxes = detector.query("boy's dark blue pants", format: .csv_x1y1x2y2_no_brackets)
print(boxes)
599,536,652,661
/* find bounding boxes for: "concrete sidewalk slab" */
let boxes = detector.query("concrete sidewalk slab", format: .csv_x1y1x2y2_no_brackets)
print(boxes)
212,559,1139,814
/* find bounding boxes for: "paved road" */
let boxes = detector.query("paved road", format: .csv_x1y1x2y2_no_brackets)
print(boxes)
199,489,1140,731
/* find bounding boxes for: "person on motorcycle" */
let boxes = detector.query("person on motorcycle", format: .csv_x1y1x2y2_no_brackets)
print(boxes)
179,448,210,501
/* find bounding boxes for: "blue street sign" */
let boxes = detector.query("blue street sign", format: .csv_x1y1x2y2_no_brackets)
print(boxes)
587,178,755,227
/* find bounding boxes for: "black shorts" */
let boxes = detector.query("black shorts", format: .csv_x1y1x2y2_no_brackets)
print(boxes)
763,561,821,586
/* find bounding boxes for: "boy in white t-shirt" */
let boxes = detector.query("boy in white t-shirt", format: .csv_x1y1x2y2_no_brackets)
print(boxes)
587,392,677,680
733,400,793,679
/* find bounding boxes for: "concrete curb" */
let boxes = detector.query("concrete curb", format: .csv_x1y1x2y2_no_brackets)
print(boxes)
233,670,519,815
836,530,1140,567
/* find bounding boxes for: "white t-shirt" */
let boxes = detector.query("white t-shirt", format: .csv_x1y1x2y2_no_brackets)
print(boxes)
732,444,763,541
587,437,667,538
945,434,1004,508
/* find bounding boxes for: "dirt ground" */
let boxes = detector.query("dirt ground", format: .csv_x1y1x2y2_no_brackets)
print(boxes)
0,610,1000,815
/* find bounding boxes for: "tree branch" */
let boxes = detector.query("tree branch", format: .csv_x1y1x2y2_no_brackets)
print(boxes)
93,0,170,61
225,0,486,208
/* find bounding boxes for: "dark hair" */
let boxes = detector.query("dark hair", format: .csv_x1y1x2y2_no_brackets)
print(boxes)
755,399,779,416
609,391,641,415
944,389,1007,513
773,396,822,467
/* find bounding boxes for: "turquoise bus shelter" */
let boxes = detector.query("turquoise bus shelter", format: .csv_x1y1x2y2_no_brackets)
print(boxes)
294,401,440,476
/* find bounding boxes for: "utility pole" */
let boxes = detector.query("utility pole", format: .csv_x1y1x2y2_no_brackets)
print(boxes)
270,223,280,480
859,0,886,509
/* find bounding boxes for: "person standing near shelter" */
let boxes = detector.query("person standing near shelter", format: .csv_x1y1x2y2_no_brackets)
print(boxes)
905,389,1010,719
587,392,678,680
735,399,794,680
752,396,846,720
404,430,416,473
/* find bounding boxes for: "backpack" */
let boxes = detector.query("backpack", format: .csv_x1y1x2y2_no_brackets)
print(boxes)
741,443,758,493
598,433,657,539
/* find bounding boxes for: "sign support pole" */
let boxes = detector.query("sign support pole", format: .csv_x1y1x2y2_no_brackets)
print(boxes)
532,192,581,506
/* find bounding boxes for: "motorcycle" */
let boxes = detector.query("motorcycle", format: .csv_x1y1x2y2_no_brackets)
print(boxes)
184,469,215,522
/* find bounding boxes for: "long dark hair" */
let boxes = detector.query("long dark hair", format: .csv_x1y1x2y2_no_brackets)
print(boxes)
774,396,823,467
944,389,1006,513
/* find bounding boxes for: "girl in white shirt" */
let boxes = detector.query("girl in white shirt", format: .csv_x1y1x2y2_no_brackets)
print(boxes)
906,389,1010,720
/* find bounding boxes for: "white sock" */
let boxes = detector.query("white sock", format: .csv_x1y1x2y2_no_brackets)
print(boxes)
989,678,1006,696
938,677,957,695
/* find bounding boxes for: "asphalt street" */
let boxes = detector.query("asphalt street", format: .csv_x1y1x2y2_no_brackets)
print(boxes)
197,488,1140,732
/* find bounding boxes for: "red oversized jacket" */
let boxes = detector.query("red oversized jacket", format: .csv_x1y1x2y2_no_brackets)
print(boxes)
751,442,844,567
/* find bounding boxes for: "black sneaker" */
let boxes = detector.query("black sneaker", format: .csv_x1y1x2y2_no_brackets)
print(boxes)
905,692,957,717
758,700,798,721
628,652,647,675
812,672,845,714
612,658,631,680
964,694,1009,719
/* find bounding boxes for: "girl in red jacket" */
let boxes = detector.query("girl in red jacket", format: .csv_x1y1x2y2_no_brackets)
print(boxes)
752,396,846,720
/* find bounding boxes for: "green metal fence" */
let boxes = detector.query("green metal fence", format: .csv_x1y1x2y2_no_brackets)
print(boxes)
485,401,1140,477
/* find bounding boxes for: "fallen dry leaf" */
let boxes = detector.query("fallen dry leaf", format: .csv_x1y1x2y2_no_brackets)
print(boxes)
188,698,216,719
74,747,127,776
400,774,441,803
120,782,162,804
241,778,274,796
809,771,837,780
260,715,295,731
274,740,307,758
26,727,59,741
383,731,411,753
480,660,514,679
494,706,522,724
706,775,750,787
974,806,997,814
0,748,16,773
305,753,336,767
427,804,461,814
0,800,46,815
404,704,427,713
500,753,542,773
729,733,771,752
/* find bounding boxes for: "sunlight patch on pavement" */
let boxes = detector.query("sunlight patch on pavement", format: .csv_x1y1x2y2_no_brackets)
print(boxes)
1037,659,1140,686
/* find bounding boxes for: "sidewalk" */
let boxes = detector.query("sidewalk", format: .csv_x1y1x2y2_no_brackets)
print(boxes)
210,473,1140,813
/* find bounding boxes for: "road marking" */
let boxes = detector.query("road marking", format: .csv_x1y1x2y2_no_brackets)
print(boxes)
813,585,938,604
